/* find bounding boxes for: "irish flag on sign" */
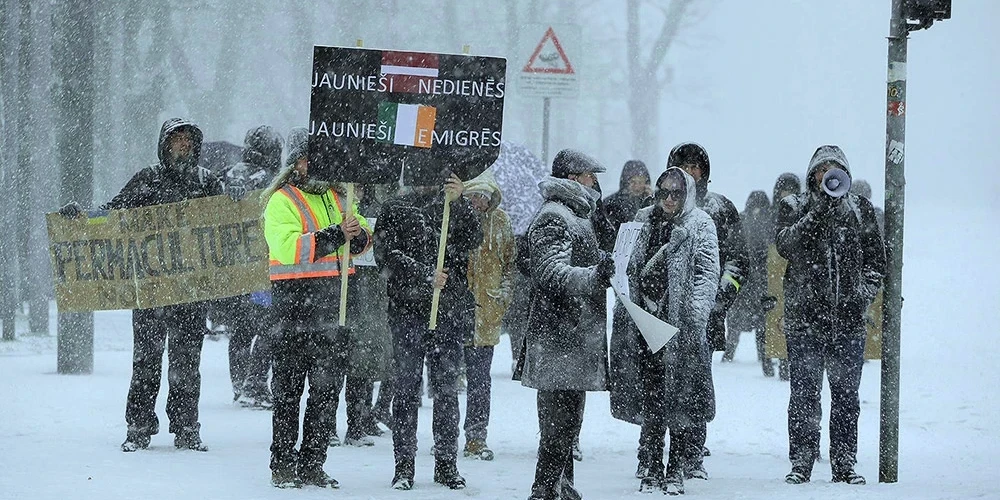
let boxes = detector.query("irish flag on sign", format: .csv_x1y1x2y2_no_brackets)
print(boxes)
377,102,436,149
381,51,439,93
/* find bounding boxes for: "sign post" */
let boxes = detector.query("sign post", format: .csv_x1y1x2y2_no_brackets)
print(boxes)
518,24,580,166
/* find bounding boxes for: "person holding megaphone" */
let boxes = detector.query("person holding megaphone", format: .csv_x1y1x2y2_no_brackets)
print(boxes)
774,145,885,486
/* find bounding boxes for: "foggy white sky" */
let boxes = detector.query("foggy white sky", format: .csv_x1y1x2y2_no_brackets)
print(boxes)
593,0,999,211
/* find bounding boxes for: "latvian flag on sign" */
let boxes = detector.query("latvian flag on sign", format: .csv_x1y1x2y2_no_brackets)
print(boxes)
377,102,437,149
381,51,439,93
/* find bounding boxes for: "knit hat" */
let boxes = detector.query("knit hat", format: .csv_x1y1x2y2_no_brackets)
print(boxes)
242,125,283,173
284,127,309,168
551,149,606,178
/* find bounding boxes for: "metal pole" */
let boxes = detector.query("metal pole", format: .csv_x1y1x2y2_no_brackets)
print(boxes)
542,97,551,166
880,0,907,484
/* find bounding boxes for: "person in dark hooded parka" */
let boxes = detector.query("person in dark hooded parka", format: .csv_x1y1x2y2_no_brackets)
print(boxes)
221,125,283,408
59,118,224,452
604,160,652,232
516,149,615,500
723,190,772,370
611,168,720,495
776,145,885,486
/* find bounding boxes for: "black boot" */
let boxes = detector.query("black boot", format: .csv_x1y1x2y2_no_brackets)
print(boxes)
391,457,415,490
298,466,340,488
433,458,466,489
832,468,866,485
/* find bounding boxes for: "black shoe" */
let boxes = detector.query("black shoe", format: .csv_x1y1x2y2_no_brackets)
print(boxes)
391,457,415,490
433,459,466,489
762,359,775,377
639,475,662,493
662,470,684,495
121,432,150,452
271,468,300,488
832,469,866,485
685,463,709,480
173,428,208,451
298,467,340,488
328,431,341,448
785,466,811,484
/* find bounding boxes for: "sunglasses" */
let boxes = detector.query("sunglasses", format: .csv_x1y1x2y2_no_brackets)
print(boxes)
655,188,685,201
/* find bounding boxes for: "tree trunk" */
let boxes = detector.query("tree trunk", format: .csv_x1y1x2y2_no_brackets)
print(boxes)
53,0,96,374
0,0,18,340
15,0,50,336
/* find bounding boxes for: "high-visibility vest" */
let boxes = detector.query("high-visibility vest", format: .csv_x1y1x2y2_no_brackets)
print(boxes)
264,184,370,281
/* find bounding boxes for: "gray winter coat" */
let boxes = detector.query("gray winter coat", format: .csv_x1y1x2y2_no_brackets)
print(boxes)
775,145,885,338
609,170,720,426
517,177,609,392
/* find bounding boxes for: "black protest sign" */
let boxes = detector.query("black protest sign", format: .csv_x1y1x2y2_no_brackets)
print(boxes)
46,194,269,312
309,46,506,185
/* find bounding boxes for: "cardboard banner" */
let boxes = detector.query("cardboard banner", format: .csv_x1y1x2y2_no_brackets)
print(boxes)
309,46,507,185
46,194,269,312
763,244,882,360
611,222,644,301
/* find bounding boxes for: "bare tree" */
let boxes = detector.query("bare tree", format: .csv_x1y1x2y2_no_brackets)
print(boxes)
53,0,97,373
627,0,694,163
0,0,18,339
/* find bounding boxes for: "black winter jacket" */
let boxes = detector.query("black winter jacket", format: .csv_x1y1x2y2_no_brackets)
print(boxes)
374,191,483,329
775,145,886,338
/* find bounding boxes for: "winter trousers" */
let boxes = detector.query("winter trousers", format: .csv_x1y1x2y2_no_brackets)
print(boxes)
125,307,205,437
530,390,585,500
329,373,374,439
463,345,494,442
390,315,464,462
227,302,274,397
638,341,667,477
787,331,865,474
270,328,346,472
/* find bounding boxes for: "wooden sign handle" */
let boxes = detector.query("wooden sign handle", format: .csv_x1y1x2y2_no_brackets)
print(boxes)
428,200,451,330
338,183,355,327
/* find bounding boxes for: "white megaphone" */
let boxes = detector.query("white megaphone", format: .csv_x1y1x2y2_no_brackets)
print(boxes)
822,168,851,198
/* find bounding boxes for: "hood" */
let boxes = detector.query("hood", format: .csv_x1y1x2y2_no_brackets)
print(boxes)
284,127,309,168
550,149,606,178
463,167,502,211
667,142,710,200
745,190,770,212
618,160,650,191
538,176,596,218
772,172,802,203
653,167,698,218
242,125,284,174
806,145,852,193
157,118,203,171
850,179,872,199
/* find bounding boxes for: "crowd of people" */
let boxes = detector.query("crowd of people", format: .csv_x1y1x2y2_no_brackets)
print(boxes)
60,118,886,497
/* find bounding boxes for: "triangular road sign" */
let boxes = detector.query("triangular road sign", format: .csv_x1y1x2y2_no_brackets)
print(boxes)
522,27,574,74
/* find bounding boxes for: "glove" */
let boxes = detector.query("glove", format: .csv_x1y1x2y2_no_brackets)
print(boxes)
226,164,249,201
715,275,740,311
594,250,615,289
59,201,84,218
760,295,778,312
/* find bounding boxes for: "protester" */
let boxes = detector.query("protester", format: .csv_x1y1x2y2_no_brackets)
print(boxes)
775,145,885,485
221,125,283,408
603,159,652,232
516,149,614,500
61,118,223,453
668,142,749,469
264,127,371,488
614,167,720,494
723,190,771,373
374,171,482,490
463,170,516,461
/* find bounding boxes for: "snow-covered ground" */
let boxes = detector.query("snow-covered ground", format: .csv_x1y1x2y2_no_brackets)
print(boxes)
1,204,997,500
